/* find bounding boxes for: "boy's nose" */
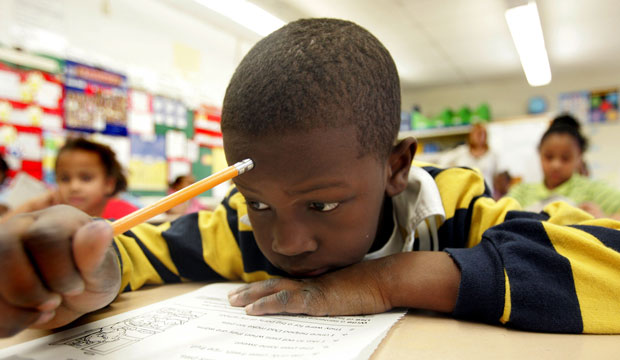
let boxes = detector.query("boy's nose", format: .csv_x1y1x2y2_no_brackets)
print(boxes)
271,220,318,256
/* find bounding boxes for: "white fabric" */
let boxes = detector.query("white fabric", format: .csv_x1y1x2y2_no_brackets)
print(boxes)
364,166,446,260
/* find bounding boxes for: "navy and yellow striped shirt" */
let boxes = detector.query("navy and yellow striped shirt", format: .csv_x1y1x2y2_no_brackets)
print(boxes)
112,163,620,334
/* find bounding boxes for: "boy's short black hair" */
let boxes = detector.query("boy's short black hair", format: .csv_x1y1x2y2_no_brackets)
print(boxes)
56,137,128,195
221,18,401,160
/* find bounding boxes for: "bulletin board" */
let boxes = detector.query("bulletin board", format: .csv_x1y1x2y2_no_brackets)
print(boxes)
584,122,620,189
64,60,128,135
0,61,64,180
487,114,551,184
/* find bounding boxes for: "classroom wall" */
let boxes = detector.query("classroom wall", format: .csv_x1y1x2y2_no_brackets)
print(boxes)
0,0,258,106
402,67,620,119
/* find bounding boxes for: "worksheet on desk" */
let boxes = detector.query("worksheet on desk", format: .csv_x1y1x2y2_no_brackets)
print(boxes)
0,283,406,360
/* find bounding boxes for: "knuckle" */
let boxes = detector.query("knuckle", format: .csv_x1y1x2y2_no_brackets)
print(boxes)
275,290,291,306
300,286,327,315
262,278,281,291
22,224,68,248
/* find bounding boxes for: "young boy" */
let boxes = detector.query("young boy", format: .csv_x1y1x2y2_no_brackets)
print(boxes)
1,18,619,338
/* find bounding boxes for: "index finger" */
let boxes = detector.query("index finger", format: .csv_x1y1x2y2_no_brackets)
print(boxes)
0,214,61,310
22,206,91,295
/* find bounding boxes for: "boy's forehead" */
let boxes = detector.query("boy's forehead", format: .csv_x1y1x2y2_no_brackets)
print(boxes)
224,126,358,160
224,126,375,184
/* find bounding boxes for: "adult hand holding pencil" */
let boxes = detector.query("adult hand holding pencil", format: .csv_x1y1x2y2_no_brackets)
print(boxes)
111,158,254,235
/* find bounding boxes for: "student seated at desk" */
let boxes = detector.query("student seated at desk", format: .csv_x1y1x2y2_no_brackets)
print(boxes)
508,114,620,219
166,175,206,218
1,18,620,338
0,138,138,222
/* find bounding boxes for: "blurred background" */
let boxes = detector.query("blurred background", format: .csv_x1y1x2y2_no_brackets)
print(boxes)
0,0,618,214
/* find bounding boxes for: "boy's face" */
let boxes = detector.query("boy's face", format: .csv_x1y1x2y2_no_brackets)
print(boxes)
225,126,389,277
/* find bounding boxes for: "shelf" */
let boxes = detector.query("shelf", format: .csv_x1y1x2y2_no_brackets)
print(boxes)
0,47,61,73
399,125,471,140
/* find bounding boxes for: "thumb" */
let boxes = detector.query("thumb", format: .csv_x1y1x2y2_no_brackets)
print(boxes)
72,220,115,277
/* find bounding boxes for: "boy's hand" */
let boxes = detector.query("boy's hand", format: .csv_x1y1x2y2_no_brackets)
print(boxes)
228,258,393,316
0,205,121,337
228,252,460,317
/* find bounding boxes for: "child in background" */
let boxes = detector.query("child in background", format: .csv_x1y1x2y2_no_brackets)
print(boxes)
508,114,620,218
0,138,138,220
166,174,206,218
434,123,498,193
2,19,620,338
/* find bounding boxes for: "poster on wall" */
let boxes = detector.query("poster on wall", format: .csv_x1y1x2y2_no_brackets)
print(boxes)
127,89,155,136
0,62,63,130
192,146,213,197
127,134,167,192
558,91,590,125
0,124,43,180
64,60,128,135
41,129,66,185
193,105,222,147
589,89,618,123
153,95,188,131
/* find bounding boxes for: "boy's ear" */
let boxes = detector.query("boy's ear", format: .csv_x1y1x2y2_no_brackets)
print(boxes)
385,137,417,197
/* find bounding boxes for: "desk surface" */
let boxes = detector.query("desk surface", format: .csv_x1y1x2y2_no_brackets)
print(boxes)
1,283,618,359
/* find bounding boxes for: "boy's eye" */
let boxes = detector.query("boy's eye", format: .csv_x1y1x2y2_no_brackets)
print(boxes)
248,201,270,210
310,202,339,212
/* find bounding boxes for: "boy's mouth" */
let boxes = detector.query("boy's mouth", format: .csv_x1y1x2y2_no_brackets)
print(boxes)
287,266,329,278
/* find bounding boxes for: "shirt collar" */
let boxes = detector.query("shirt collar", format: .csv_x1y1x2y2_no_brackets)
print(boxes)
364,165,446,260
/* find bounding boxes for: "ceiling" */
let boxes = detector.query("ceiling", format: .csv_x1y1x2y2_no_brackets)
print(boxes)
161,0,620,91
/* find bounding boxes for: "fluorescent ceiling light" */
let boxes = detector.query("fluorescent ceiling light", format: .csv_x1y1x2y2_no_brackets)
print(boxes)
505,1,551,86
194,0,285,36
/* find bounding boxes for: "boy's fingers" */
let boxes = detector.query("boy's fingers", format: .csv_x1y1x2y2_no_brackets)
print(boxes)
244,286,328,316
228,278,290,306
22,223,84,296
0,216,59,309
228,279,331,316
72,221,114,277
0,296,43,338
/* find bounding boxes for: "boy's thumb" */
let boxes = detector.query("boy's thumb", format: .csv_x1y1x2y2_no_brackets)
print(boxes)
72,220,115,277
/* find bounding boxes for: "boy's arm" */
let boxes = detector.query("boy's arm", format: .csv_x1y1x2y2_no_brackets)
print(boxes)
228,251,460,316
113,188,278,292
0,205,120,337
446,203,620,333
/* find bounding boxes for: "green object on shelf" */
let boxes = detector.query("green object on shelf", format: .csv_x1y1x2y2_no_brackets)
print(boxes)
453,106,472,125
435,108,454,127
411,111,433,129
472,103,491,123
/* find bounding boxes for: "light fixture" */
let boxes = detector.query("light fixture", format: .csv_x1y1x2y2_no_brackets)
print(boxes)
505,1,552,86
194,0,285,37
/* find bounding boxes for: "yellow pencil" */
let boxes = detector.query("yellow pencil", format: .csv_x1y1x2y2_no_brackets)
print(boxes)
112,158,254,235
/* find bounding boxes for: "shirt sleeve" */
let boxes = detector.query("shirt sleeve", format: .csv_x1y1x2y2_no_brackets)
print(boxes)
426,165,620,333
112,188,281,292
586,180,620,215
